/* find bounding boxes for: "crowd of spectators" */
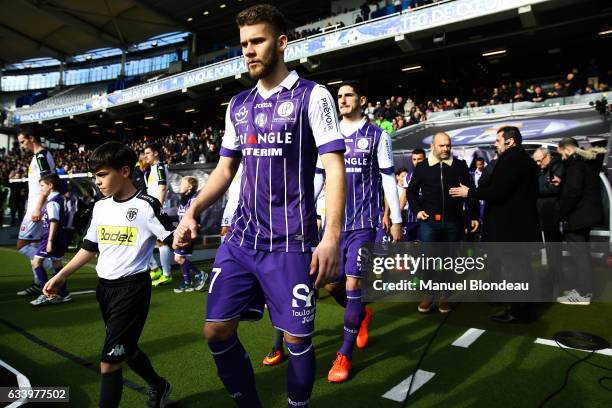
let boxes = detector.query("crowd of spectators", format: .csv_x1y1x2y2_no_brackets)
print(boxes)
364,66,609,133
0,126,224,181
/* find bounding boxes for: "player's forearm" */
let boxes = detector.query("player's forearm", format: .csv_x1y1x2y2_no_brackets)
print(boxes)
48,221,58,241
381,172,402,224
186,157,239,219
57,248,96,278
320,153,345,241
158,186,167,204
34,194,47,213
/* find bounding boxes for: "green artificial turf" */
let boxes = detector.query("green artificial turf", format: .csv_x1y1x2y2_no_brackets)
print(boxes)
0,246,610,407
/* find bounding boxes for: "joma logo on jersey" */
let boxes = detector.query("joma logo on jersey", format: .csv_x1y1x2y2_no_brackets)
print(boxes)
98,226,138,246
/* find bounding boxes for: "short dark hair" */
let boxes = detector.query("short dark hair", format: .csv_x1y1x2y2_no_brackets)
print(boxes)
396,167,408,176
18,125,43,142
90,142,137,176
338,80,365,98
558,137,579,149
236,4,287,36
475,157,485,164
412,148,426,156
40,173,60,190
497,126,522,146
145,142,163,160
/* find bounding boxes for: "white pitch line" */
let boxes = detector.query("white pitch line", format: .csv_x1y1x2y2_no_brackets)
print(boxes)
70,290,96,296
1,359,32,407
534,338,612,356
382,370,435,402
452,328,486,348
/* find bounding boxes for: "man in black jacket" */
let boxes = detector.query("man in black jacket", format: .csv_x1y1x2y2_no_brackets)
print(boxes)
450,126,540,323
554,138,604,305
407,132,479,314
533,147,564,280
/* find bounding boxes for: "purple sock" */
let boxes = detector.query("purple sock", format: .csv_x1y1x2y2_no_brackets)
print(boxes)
34,266,48,286
54,267,68,297
208,335,261,408
339,289,364,360
185,259,199,275
286,338,315,408
180,263,191,284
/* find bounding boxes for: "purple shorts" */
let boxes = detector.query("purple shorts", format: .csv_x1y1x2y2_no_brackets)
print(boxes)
403,222,420,242
375,225,388,243
206,243,315,337
339,228,377,279
35,237,67,260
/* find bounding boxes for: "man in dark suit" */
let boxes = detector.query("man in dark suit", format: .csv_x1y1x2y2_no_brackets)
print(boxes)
450,126,540,322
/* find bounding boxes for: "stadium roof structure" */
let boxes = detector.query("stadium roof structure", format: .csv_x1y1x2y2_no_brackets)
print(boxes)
0,0,329,67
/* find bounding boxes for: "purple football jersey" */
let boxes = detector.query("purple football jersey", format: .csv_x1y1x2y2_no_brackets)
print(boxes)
220,71,344,252
317,119,394,232
41,192,67,242
177,194,196,222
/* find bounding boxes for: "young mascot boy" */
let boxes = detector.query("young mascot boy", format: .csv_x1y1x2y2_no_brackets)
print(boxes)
44,141,174,408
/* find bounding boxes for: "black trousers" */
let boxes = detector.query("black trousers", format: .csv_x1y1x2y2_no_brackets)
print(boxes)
564,228,592,295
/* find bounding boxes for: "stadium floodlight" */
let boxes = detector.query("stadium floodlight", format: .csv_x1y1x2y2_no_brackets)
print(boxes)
54,128,63,132
327,80,343,86
599,29,612,36
220,4,226,8
395,34,417,52
203,11,209,15
401,65,422,72
144,116,155,120
300,57,319,72
482,49,507,57
114,120,123,124
185,108,196,113
89,124,97,128
518,5,536,28
187,17,193,22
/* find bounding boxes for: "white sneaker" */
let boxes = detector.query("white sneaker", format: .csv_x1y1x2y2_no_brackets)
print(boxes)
30,294,52,306
557,289,591,305
48,294,72,304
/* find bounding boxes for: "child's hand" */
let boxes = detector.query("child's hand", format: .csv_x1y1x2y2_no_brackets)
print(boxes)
43,274,65,297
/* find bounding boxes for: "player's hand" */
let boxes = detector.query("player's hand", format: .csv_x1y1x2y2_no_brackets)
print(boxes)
43,274,65,298
449,183,469,198
416,211,429,220
310,236,340,289
389,223,403,242
470,220,480,233
220,226,229,237
31,208,41,222
382,214,391,232
46,241,53,253
174,215,198,249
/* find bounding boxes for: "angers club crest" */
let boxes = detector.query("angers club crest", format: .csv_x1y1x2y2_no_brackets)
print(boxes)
126,208,138,222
